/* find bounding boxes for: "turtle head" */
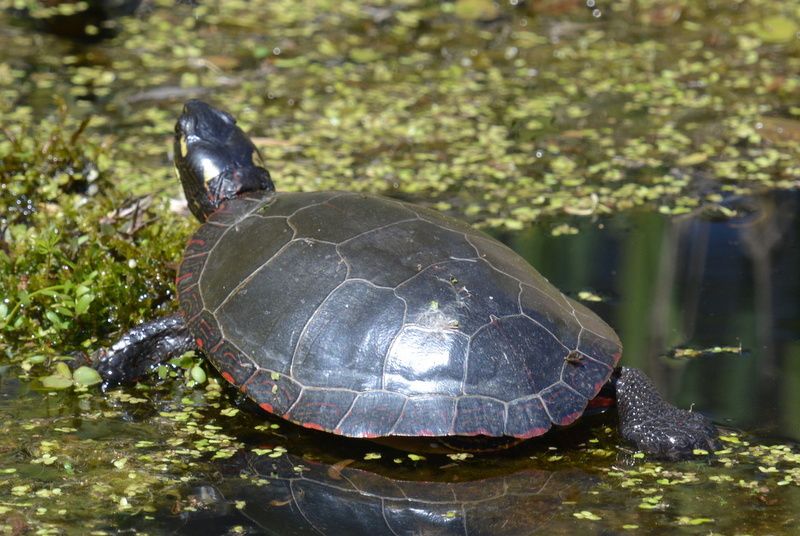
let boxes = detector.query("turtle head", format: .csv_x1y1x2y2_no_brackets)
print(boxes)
174,100,274,222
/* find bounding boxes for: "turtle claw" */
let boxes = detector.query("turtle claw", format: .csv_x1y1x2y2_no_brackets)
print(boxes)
615,367,720,460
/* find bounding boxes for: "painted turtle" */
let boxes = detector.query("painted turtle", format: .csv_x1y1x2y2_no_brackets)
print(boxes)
95,100,719,459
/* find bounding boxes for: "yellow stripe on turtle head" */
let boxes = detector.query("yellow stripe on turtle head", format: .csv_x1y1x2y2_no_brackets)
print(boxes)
200,155,221,183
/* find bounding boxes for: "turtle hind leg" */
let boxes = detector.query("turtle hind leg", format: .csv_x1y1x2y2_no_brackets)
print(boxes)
91,313,198,386
613,367,720,460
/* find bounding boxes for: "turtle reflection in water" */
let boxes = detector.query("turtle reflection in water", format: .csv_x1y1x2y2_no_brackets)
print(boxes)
93,100,719,459
164,448,597,536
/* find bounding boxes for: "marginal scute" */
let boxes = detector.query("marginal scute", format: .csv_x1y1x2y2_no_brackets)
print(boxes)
560,354,615,399
537,382,591,426
177,284,204,322
453,396,506,436
285,388,358,432
336,391,407,437
242,368,303,417
256,190,340,219
573,302,622,356
176,253,208,294
188,310,222,350
392,396,456,436
505,396,550,438
212,339,257,387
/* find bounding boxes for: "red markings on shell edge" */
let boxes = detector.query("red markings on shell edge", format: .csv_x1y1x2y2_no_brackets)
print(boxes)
196,338,204,348
335,427,380,438
221,372,235,384
175,272,195,285
556,410,583,426
259,402,274,413
301,422,325,431
193,315,222,348
587,396,614,411
516,427,550,439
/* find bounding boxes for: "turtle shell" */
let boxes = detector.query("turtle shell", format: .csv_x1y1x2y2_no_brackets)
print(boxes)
176,191,622,439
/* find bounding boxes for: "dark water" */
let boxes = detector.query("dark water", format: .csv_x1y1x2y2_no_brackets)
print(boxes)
507,191,800,444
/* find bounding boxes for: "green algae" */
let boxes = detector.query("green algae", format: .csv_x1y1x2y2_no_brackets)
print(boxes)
2,0,799,232
1,374,797,535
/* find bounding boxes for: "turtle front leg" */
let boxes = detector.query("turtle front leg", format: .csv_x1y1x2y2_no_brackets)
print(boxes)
92,313,198,385
613,367,719,460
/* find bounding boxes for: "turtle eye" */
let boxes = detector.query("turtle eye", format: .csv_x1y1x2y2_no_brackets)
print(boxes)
175,113,195,138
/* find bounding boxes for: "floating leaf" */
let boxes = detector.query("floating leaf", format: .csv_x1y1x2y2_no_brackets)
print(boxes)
675,152,708,166
72,366,102,386
41,374,73,390
453,0,499,21
190,365,207,384
747,16,799,43
349,48,381,63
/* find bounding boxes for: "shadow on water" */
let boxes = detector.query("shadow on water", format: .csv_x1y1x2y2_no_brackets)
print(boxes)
2,192,799,535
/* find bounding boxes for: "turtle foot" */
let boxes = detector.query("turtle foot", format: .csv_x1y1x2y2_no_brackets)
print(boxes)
93,313,196,386
615,367,719,460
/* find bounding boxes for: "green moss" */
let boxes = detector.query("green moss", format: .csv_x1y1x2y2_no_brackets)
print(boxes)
0,106,191,369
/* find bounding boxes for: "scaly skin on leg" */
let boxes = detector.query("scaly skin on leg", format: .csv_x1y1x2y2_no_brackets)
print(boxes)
614,367,720,459
92,313,198,385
